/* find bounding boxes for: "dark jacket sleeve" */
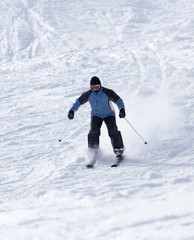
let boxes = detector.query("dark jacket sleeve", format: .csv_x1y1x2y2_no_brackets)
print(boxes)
71,89,92,111
102,87,120,103
78,89,92,105
102,87,125,109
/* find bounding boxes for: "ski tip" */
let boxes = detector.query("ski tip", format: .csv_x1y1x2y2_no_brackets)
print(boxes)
86,164,94,169
145,141,147,144
111,164,118,167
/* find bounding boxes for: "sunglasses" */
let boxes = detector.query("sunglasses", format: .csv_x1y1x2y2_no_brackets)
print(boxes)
91,85,100,91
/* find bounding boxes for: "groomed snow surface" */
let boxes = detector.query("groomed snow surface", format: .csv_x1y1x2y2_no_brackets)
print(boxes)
0,0,194,239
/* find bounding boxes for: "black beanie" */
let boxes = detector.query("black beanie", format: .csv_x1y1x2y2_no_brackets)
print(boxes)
90,76,101,86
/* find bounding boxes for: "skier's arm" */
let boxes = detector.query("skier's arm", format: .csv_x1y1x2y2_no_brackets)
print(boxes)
68,98,82,119
102,87,126,118
71,99,81,111
116,98,125,110
68,90,92,119
103,87,125,110
70,89,92,111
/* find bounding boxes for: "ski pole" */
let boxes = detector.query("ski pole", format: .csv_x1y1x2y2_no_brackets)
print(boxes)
58,119,69,142
124,118,147,144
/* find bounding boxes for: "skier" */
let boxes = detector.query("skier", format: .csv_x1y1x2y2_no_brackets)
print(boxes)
68,76,126,165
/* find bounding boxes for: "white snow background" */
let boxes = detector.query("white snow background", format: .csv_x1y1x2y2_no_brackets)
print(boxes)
0,0,194,239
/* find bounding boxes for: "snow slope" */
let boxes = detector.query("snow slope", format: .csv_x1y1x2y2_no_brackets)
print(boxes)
0,0,194,239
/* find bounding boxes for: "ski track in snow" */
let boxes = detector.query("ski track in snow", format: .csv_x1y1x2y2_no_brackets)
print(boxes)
0,0,194,239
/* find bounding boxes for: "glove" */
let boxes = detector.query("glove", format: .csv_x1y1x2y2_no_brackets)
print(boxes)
68,110,74,120
119,108,126,118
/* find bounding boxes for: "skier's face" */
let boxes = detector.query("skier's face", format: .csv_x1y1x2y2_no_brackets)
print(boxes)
91,84,100,93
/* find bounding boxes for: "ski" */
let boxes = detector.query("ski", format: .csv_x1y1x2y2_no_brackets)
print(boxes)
111,163,119,167
86,155,124,168
86,163,94,168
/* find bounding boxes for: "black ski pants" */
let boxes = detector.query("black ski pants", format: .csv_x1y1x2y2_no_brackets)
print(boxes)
88,115,124,153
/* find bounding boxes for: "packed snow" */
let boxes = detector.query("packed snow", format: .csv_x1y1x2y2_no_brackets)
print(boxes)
0,0,194,239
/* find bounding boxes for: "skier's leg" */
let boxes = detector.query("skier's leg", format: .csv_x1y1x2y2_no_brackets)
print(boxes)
87,116,103,164
88,116,103,149
104,116,124,155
